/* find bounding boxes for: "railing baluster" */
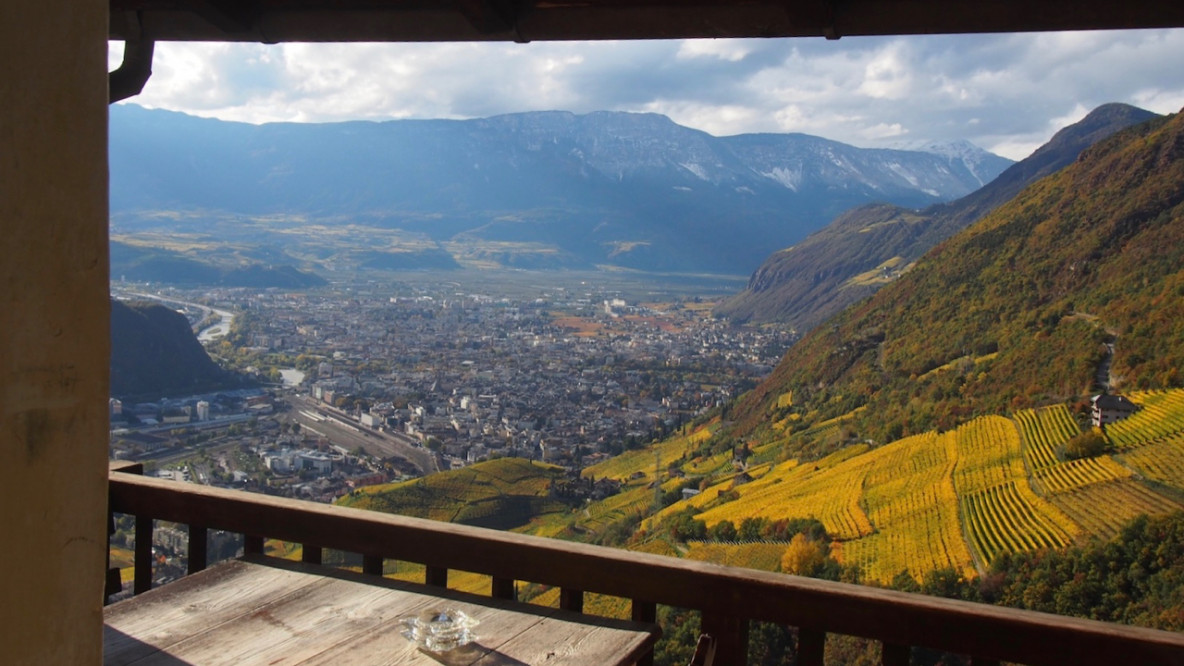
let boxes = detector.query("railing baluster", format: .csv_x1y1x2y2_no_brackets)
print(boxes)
631,600,657,666
492,576,515,600
631,599,656,623
187,524,208,574
363,554,384,576
798,627,826,666
700,612,748,665
133,514,153,594
106,473,1184,665
881,642,910,666
426,565,448,588
560,587,584,613
302,544,322,565
244,534,264,555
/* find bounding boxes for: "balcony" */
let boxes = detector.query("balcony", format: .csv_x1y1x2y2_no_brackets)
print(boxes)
106,465,1184,665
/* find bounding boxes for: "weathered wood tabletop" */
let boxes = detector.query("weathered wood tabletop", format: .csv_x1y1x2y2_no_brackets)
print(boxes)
104,556,659,665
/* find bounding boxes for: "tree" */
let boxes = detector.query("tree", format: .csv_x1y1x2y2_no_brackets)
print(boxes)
738,517,767,541
708,520,737,542
1064,428,1108,459
780,534,826,576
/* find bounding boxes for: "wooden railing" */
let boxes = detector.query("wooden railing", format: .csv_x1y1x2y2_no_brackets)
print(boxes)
107,467,1184,666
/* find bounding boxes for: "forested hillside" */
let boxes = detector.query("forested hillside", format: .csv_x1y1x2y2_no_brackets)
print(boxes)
716,103,1158,332
110,299,238,398
727,109,1184,450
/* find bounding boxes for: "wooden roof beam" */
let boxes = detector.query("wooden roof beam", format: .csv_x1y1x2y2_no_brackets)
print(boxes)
455,0,529,41
187,0,261,34
108,1,1184,43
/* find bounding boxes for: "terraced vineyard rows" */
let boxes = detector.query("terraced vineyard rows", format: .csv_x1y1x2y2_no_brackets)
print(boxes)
951,416,1026,495
1106,390,1184,448
583,425,715,482
1032,456,1131,495
844,432,974,582
961,481,1077,563
1014,405,1078,471
685,542,788,572
580,481,667,533
341,391,1184,589
692,449,874,541
1120,433,1184,492
1050,480,1183,540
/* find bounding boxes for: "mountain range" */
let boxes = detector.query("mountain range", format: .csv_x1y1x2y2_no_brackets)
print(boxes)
109,104,1011,276
715,103,1160,331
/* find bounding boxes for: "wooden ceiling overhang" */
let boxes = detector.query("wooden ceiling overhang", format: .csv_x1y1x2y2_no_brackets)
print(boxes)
110,1,1184,44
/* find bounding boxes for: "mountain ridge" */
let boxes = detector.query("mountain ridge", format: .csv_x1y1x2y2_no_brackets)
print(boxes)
110,104,1011,275
715,103,1159,330
724,107,1184,451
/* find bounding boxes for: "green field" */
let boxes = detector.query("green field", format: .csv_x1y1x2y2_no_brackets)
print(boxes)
338,457,571,530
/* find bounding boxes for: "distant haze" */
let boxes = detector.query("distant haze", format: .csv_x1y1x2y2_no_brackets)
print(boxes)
110,105,1011,275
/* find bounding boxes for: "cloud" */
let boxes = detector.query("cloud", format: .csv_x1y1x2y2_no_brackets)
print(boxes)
113,29,1184,159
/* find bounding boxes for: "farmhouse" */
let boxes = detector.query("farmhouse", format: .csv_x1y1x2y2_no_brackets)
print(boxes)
1091,393,1139,427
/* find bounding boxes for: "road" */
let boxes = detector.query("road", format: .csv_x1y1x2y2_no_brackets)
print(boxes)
283,395,438,474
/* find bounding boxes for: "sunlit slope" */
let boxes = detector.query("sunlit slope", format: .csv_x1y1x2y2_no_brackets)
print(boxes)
645,397,1184,583
338,392,1184,586
583,423,717,483
337,457,570,530
726,110,1184,456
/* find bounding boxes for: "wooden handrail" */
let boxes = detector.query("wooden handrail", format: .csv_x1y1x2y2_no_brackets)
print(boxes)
108,471,1184,666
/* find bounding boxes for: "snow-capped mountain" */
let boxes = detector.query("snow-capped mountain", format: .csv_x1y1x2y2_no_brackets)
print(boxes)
894,139,1014,188
109,105,1013,274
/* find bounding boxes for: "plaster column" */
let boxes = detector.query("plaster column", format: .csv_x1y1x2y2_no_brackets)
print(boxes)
0,0,110,661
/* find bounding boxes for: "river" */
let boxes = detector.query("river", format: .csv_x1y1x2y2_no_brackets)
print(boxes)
197,308,236,343
119,291,236,343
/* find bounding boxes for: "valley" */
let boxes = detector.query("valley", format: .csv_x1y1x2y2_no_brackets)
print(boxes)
108,103,1184,663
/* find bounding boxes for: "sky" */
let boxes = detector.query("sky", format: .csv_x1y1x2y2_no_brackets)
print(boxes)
111,29,1184,160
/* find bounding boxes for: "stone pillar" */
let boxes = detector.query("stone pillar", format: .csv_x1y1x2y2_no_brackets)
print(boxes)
0,0,109,661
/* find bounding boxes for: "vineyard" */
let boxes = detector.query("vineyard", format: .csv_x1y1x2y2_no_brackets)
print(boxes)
1032,456,1130,495
334,391,1184,588
950,415,1026,495
1049,480,1182,540
1014,405,1078,471
583,423,716,482
637,394,1184,584
961,481,1076,564
845,432,975,582
1106,390,1184,448
338,458,569,529
1119,433,1184,493
684,541,788,572
688,446,874,541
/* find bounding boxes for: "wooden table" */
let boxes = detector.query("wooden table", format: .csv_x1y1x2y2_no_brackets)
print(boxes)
104,556,659,665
